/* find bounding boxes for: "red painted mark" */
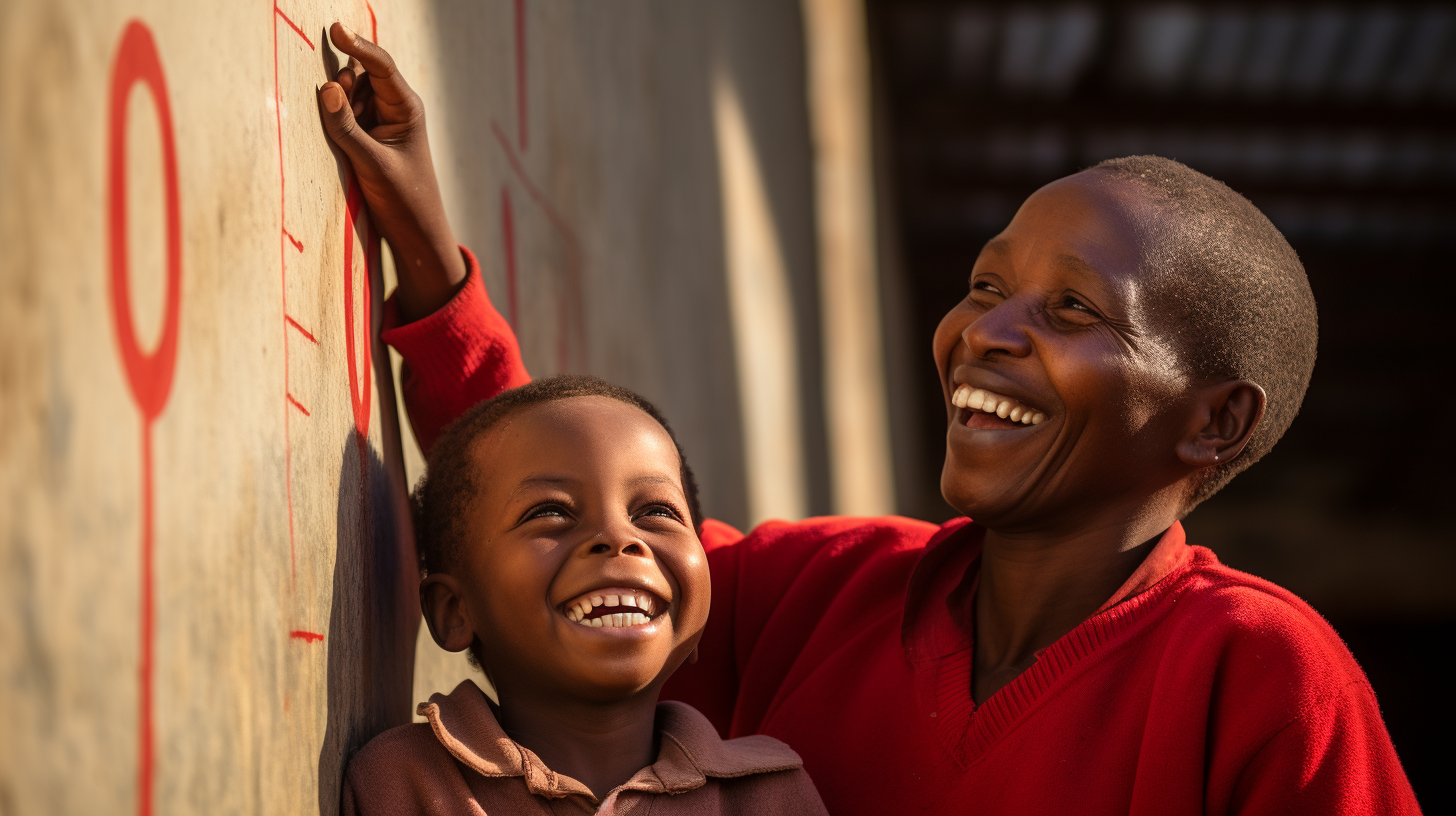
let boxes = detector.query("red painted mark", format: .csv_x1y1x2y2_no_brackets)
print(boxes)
366,0,377,41
271,1,299,586
286,392,311,416
274,7,315,49
108,20,181,816
491,121,587,371
343,179,373,441
289,630,325,643
285,315,318,344
283,229,304,252
500,186,519,329
515,0,527,150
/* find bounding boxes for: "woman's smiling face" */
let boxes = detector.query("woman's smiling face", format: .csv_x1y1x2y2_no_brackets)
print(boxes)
933,172,1198,533
449,395,710,704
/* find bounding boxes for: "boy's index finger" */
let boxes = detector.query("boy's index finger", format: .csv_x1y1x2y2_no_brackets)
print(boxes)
328,22,412,105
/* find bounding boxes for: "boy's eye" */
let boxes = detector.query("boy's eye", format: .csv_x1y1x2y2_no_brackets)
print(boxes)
971,279,1004,296
635,503,683,523
522,502,571,522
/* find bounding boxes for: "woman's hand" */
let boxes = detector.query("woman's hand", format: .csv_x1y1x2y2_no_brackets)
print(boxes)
318,22,466,323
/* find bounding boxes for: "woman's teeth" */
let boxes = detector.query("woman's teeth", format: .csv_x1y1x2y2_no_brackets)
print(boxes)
951,384,1045,425
563,589,660,628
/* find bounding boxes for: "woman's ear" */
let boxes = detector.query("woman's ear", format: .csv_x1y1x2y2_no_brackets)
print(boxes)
420,573,477,653
1176,379,1266,470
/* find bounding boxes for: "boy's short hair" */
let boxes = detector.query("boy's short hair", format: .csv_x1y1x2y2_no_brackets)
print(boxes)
1088,156,1318,510
412,375,704,576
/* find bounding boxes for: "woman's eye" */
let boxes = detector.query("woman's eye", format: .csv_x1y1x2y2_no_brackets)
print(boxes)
1061,295,1098,316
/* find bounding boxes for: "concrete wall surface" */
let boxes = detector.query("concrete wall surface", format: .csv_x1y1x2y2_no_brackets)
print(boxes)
0,1,842,813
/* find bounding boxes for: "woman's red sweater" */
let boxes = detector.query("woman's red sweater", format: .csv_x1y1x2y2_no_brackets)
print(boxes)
381,252,1421,815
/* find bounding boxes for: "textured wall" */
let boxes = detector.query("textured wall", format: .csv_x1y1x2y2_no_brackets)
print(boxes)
0,0,829,813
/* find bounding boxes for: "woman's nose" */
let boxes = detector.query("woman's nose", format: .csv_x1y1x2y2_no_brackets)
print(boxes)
962,297,1035,360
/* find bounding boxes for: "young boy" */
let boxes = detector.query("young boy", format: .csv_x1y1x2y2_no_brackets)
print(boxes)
342,375,828,814
319,24,1420,816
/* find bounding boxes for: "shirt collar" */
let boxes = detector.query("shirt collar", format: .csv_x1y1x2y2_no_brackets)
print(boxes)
418,681,804,804
900,518,1192,658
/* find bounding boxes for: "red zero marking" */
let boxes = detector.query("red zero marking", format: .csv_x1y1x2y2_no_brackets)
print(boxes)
274,7,315,49
286,393,311,416
515,0,527,150
290,630,325,643
283,228,304,252
285,315,318,344
109,21,182,423
365,0,377,41
342,178,372,439
107,22,180,816
500,186,519,328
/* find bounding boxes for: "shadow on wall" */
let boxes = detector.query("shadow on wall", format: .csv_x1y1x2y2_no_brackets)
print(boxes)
317,434,416,816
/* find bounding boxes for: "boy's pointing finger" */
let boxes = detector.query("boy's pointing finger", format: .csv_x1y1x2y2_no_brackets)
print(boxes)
328,22,413,106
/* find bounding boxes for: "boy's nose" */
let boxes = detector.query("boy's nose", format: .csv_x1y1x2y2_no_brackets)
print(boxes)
581,520,652,559
963,298,1035,360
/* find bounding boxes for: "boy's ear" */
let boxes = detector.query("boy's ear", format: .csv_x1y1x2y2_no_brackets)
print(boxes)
1176,379,1266,470
420,574,477,653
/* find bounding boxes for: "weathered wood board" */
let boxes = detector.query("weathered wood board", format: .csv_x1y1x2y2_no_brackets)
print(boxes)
0,0,839,813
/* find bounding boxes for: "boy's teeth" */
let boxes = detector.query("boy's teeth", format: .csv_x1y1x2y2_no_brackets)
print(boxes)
575,611,651,628
1009,406,1023,421
566,589,660,626
968,390,987,411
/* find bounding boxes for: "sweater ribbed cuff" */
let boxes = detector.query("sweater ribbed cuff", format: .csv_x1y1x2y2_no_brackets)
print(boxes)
381,245,496,384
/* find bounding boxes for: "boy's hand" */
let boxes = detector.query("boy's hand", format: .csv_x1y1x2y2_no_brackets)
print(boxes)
318,22,465,323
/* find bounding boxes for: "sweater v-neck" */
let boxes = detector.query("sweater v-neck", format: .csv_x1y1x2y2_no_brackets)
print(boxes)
900,519,1195,765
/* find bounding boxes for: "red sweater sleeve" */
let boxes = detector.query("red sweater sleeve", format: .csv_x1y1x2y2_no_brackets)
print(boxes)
1227,679,1420,815
380,246,531,454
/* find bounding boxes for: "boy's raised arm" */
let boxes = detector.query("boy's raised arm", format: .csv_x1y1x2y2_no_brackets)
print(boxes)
318,23,530,451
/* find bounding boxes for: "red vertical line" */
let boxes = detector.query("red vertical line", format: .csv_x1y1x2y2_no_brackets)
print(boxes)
500,186,519,328
272,2,297,588
138,421,154,816
556,295,571,373
515,0,527,150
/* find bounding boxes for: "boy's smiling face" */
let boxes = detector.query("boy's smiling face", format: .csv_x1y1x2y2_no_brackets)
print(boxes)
934,172,1204,531
428,395,709,704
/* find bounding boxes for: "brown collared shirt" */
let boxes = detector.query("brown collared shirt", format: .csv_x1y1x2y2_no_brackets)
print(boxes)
341,681,827,815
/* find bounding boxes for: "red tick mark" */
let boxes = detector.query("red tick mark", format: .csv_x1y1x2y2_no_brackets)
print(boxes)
285,315,317,344
286,393,311,416
283,228,304,252
274,6,314,49
290,630,325,643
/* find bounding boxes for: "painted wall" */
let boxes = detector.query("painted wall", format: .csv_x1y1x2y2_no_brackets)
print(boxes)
0,0,869,813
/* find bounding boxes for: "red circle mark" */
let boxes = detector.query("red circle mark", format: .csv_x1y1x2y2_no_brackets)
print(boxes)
343,178,373,439
108,20,182,422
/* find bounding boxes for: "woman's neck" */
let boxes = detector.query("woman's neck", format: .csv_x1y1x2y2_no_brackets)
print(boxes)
969,503,1178,704
493,686,660,800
